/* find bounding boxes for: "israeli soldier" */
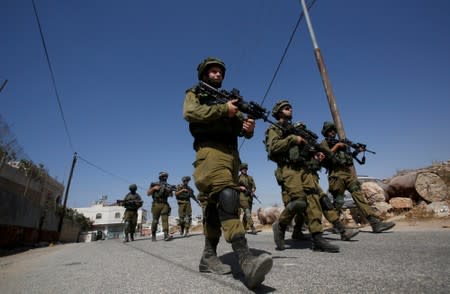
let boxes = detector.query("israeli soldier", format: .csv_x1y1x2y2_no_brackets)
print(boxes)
122,184,143,242
265,100,342,252
147,172,175,241
320,121,395,233
175,176,199,237
238,163,257,234
183,57,272,289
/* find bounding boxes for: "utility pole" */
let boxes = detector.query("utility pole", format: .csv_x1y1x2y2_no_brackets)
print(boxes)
57,152,78,239
300,0,357,175
300,0,347,140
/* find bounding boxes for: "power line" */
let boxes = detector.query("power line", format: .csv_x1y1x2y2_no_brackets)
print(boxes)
31,0,75,152
260,0,317,106
77,154,147,191
239,0,317,151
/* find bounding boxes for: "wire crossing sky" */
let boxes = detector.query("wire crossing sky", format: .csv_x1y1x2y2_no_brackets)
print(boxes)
1,1,449,215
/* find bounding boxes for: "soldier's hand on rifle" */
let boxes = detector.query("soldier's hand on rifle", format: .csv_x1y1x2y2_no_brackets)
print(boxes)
239,186,247,192
295,135,306,145
314,152,326,162
242,118,255,134
226,99,240,117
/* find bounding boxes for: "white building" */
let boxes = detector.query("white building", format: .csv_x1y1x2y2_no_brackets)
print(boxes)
75,198,147,240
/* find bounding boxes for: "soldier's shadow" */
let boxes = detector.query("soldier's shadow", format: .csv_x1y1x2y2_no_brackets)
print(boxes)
220,248,276,293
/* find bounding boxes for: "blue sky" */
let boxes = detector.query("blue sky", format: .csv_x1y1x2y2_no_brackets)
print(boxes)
2,0,449,216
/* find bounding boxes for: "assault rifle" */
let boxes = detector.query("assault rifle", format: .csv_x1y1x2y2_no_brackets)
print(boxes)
177,185,201,206
327,137,376,165
252,193,262,204
198,81,273,123
117,199,143,210
284,121,324,154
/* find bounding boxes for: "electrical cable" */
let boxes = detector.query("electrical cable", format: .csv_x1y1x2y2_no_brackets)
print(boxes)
32,0,75,152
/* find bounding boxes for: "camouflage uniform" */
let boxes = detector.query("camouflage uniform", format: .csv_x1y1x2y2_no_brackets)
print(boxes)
238,163,256,233
147,172,175,241
320,121,395,233
122,184,143,242
265,100,339,252
183,57,272,289
175,176,197,236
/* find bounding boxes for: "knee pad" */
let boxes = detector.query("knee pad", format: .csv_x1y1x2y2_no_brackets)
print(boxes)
348,181,361,193
286,198,307,214
152,219,159,227
319,195,334,211
217,188,240,221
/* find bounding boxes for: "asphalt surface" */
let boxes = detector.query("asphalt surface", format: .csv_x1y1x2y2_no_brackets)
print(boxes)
1,227,450,293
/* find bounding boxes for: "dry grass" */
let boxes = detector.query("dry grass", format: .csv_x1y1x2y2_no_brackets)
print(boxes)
404,203,435,220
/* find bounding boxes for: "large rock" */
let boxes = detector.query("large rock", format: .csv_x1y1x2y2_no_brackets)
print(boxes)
373,202,393,215
257,206,283,225
361,182,388,204
389,197,413,209
427,201,450,217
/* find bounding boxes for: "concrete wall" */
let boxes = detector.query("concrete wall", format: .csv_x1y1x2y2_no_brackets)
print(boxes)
0,163,67,246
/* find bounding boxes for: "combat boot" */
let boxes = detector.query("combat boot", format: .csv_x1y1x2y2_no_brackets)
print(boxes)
231,236,273,289
163,231,173,241
184,227,189,237
291,224,307,240
332,220,359,241
250,225,257,235
151,230,157,242
130,233,134,242
311,233,340,253
199,238,232,275
368,216,395,233
124,233,129,242
272,221,287,250
180,225,184,236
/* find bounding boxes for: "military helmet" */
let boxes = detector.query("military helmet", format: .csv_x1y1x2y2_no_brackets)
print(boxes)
240,163,248,170
321,121,337,136
197,57,226,80
159,171,169,179
129,184,137,191
182,176,191,182
271,99,291,119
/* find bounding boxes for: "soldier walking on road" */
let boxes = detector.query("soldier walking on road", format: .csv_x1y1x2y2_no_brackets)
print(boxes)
121,184,143,242
238,163,257,234
265,100,349,253
183,57,272,289
147,172,175,241
175,176,199,237
320,122,395,233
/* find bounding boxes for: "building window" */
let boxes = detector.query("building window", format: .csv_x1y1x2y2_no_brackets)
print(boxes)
115,212,121,219
96,213,102,219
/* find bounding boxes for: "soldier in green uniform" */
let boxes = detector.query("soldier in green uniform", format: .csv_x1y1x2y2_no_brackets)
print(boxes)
121,184,143,242
265,100,346,253
320,121,395,233
183,57,272,289
175,176,199,237
147,172,175,241
238,163,257,234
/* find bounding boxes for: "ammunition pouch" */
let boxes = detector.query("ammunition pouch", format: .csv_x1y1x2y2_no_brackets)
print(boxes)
319,195,334,211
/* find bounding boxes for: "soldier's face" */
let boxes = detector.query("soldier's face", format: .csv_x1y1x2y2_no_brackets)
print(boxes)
207,66,224,83
281,105,292,119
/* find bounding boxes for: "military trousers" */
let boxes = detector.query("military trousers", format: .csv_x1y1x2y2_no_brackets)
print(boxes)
239,193,254,230
193,145,244,242
328,169,377,218
277,166,325,234
152,202,171,232
177,201,192,229
124,210,138,234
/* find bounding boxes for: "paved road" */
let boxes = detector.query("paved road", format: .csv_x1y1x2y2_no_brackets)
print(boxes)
1,227,450,293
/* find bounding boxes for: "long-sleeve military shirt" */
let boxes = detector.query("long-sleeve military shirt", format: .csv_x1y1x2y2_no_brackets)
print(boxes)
183,86,253,143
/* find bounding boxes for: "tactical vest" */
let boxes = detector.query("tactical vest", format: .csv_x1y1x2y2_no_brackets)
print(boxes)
326,138,354,167
176,185,193,201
